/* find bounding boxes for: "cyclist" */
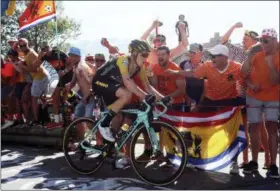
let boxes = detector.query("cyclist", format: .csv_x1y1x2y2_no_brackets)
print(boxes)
92,39,164,142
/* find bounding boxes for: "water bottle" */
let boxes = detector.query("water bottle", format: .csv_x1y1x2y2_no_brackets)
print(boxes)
116,124,130,140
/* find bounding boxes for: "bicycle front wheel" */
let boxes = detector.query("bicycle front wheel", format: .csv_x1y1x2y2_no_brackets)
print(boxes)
63,117,105,175
130,121,187,186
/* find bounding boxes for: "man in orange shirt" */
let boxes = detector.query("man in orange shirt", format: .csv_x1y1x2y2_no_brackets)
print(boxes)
241,28,279,178
151,46,186,111
193,44,242,111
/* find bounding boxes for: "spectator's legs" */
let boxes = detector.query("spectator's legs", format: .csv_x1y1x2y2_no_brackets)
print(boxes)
52,88,62,124
30,76,50,125
263,101,279,178
243,96,262,173
242,113,249,165
22,84,31,123
260,117,271,168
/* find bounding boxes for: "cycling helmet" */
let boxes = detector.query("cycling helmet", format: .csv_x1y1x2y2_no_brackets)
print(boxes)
128,39,151,53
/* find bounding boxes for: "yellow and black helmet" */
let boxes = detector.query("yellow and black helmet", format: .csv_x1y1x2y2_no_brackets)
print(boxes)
128,39,151,53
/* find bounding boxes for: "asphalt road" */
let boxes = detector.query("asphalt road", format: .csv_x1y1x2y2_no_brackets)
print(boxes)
1,144,280,190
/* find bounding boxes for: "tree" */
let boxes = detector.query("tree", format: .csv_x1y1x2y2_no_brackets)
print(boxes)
1,1,81,55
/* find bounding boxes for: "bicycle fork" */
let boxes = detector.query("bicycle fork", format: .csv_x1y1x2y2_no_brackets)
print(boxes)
144,120,160,156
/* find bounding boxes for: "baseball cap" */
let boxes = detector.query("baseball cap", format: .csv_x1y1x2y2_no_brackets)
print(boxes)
8,37,18,43
40,41,50,49
208,44,229,57
189,43,203,53
260,28,278,39
18,38,28,44
68,47,81,57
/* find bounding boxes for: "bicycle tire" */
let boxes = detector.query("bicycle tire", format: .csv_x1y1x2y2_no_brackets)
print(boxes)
63,117,105,175
130,121,187,186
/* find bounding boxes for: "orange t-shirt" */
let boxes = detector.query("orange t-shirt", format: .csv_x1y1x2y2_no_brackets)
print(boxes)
152,61,185,104
1,63,19,85
247,50,280,101
194,61,241,100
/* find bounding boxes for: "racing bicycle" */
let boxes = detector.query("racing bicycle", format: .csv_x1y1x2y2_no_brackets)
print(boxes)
62,95,187,186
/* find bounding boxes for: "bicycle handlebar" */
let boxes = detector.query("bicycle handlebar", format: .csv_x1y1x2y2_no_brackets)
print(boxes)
141,98,168,120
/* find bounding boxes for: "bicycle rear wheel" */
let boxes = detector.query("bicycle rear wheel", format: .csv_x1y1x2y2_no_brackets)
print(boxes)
130,121,187,186
63,117,105,174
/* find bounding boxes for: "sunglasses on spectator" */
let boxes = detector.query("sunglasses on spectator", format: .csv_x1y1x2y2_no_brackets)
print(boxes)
19,44,27,48
245,30,259,41
260,38,273,44
154,38,165,43
140,52,149,58
210,54,224,59
95,59,105,63
41,46,49,51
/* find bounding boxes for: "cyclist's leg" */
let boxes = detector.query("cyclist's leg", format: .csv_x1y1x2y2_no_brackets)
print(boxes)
98,87,132,141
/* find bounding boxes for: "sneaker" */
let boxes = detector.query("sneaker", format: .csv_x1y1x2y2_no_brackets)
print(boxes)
243,161,258,174
1,120,15,130
136,149,152,162
115,157,130,169
230,162,239,175
98,124,115,142
268,164,280,179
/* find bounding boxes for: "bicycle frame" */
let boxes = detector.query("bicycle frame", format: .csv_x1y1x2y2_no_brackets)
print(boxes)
80,100,167,156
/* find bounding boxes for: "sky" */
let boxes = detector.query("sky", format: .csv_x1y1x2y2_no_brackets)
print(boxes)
63,1,279,58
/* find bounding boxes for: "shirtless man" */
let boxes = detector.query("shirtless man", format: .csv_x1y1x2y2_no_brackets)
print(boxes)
66,47,95,119
140,20,188,66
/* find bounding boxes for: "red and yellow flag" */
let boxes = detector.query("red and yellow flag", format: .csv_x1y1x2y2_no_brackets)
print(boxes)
18,0,56,32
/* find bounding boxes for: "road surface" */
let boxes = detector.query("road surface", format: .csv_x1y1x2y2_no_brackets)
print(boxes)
1,144,280,190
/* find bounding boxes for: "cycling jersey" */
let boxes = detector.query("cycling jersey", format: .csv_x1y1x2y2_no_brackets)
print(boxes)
92,55,148,107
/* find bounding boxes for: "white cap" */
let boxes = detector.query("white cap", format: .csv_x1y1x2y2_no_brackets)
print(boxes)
208,44,229,57
260,28,278,39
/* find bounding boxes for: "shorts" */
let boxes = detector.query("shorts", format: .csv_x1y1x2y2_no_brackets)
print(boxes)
14,82,28,100
31,76,50,97
246,96,279,124
1,85,14,101
74,96,96,118
92,76,122,106
58,70,73,87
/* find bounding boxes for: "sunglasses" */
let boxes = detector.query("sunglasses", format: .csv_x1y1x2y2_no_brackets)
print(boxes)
210,54,224,59
86,58,94,62
95,59,105,63
140,52,149,58
19,44,27,48
154,38,165,43
260,38,271,44
245,30,259,40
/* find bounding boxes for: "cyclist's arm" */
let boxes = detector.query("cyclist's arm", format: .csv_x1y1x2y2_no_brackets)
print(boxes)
140,67,164,100
117,57,147,100
123,75,147,100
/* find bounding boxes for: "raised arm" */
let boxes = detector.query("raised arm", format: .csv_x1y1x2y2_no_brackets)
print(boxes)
170,22,188,58
220,22,243,44
101,38,120,55
140,20,161,41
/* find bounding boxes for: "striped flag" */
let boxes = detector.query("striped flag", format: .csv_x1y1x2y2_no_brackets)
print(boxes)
18,0,56,32
157,107,247,171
